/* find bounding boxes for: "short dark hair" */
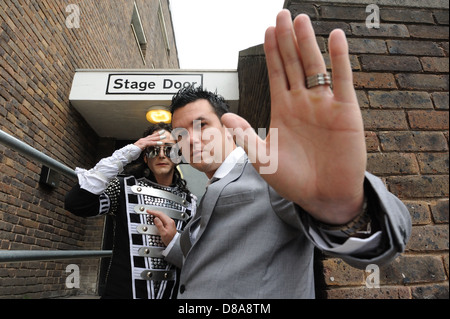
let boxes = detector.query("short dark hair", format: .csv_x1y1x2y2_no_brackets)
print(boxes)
170,86,229,120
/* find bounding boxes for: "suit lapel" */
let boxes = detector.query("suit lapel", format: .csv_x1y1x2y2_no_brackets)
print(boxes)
183,154,248,256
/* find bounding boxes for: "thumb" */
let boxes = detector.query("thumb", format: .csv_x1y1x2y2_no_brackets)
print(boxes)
222,113,279,175
221,113,264,168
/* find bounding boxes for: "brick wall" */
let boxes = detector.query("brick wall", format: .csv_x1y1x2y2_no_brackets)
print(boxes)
239,0,448,299
285,0,449,299
0,0,178,298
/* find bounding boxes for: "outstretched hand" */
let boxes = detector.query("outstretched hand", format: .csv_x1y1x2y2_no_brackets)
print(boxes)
221,10,367,225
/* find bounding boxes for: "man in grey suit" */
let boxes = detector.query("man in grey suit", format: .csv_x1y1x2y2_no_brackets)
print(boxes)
149,10,411,298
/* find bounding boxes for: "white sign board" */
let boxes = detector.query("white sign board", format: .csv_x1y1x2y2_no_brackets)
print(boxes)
106,73,203,94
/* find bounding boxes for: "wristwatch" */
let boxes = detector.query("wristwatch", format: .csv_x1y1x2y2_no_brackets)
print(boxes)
316,196,373,237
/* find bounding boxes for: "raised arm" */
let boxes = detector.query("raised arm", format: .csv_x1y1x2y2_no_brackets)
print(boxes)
65,130,166,216
222,10,366,225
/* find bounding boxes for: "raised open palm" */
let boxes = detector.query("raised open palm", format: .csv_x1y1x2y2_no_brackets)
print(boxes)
222,10,367,224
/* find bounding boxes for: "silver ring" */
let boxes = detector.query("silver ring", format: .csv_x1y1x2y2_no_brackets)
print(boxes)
306,73,331,89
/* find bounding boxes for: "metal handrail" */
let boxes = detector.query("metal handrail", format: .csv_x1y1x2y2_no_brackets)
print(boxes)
0,250,112,263
0,129,77,179
0,129,111,263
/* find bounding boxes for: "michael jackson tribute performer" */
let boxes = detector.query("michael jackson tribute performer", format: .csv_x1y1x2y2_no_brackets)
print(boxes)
65,123,196,299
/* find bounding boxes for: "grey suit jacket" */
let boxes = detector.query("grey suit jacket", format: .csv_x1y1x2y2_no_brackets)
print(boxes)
165,154,411,298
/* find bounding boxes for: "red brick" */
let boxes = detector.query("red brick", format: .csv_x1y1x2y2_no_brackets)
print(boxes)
322,258,364,286
402,200,431,225
430,200,449,223
396,73,449,90
417,153,450,175
387,175,449,198
407,225,449,252
381,9,435,24
351,23,410,38
325,286,411,299
360,55,421,72
411,283,449,299
382,255,447,283
386,40,445,56
311,20,351,36
362,109,408,130
289,3,318,19
378,131,415,151
367,152,419,175
432,92,449,110
348,38,387,55
368,91,433,109
321,5,367,21
420,57,449,73
408,110,449,130
434,10,450,25
407,25,450,40
353,72,397,89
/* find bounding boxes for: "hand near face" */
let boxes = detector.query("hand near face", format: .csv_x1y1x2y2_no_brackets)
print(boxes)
221,10,366,225
134,130,166,151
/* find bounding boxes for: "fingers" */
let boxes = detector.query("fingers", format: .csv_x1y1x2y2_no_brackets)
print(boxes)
328,29,358,104
273,10,305,91
152,214,164,228
293,14,327,79
147,209,173,227
147,210,176,246
267,10,350,96
147,130,167,144
264,26,289,96
134,130,166,150
221,113,264,171
265,10,328,92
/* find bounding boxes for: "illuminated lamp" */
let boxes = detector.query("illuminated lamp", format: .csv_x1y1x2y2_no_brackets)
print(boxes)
146,106,171,124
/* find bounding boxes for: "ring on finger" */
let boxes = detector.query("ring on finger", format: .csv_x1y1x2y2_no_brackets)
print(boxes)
306,73,332,89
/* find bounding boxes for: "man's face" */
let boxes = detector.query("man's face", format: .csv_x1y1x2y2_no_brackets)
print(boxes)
144,130,176,178
172,99,234,178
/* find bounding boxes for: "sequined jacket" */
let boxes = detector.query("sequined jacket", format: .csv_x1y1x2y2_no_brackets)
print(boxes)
65,175,196,299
